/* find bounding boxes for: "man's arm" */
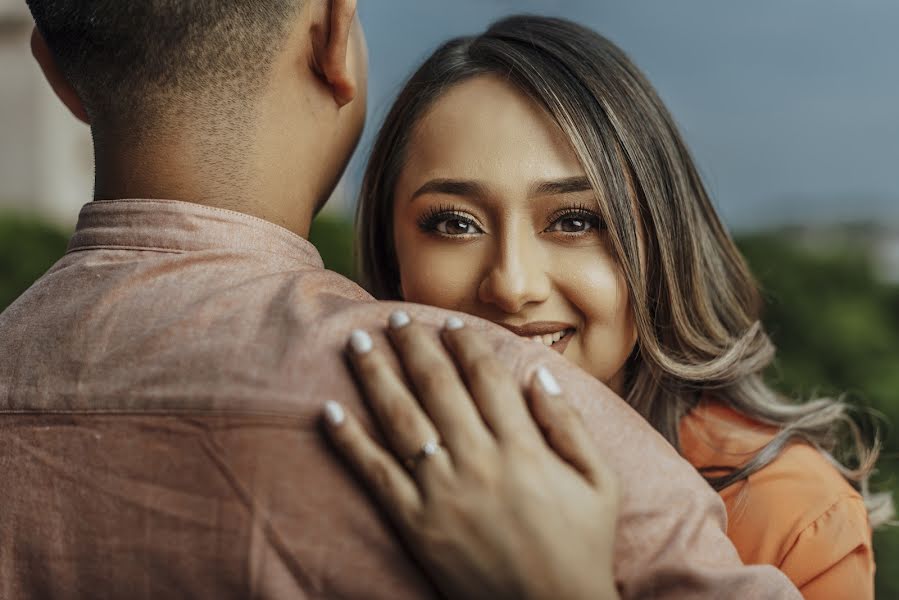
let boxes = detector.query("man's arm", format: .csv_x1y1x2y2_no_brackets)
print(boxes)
0,296,798,598
308,303,801,598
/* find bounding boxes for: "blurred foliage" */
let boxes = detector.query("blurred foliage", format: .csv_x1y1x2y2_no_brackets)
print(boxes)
0,212,70,310
308,212,356,280
738,233,899,599
1,210,897,593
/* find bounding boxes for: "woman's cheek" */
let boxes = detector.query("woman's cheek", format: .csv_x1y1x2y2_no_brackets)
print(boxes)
399,240,484,309
561,250,624,321
562,252,636,381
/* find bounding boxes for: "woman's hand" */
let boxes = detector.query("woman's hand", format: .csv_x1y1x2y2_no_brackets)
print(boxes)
322,311,620,600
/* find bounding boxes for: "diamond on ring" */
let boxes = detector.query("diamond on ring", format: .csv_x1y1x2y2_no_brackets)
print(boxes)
405,439,443,470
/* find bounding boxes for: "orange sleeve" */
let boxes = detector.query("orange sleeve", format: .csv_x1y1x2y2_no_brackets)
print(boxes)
680,402,876,598
778,496,874,599
797,547,873,600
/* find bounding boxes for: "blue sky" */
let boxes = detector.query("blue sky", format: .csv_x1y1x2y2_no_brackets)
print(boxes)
353,1,899,231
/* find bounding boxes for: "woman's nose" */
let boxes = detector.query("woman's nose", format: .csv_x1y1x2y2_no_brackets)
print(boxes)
477,238,551,314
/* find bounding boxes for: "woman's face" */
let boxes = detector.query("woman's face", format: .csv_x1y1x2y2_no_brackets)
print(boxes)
392,75,637,394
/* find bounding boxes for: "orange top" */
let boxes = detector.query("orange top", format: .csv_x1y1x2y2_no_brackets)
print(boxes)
680,402,874,599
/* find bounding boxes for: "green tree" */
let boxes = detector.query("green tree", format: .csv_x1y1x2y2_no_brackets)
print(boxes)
308,212,356,280
0,212,70,310
738,233,899,598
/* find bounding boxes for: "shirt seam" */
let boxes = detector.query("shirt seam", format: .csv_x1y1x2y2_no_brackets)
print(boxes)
64,245,318,265
0,407,318,419
779,492,869,566
69,199,325,267
65,245,186,255
84,198,308,244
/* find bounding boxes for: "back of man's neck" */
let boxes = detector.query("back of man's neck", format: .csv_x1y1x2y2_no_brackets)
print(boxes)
92,136,315,237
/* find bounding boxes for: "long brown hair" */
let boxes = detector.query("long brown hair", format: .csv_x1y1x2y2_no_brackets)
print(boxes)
357,15,892,524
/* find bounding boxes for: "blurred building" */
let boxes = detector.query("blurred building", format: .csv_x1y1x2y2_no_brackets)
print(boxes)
0,0,349,229
0,0,93,228
870,232,899,284
789,223,899,285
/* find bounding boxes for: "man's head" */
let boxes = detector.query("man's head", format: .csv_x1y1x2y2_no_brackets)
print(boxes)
27,1,299,127
27,0,368,235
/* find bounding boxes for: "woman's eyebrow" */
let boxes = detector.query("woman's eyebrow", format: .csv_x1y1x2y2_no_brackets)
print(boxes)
530,176,593,197
409,176,592,202
410,179,487,202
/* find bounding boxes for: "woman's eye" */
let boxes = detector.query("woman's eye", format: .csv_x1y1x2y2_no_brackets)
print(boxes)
434,217,482,235
417,208,484,237
547,212,602,234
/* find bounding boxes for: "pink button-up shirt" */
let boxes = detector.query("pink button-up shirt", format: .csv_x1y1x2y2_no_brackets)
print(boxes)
0,199,799,599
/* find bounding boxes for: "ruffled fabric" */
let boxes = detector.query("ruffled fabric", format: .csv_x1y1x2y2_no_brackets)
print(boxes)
680,402,874,599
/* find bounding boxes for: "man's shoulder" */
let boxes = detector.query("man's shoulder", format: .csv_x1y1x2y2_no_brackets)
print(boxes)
0,253,370,413
0,254,533,417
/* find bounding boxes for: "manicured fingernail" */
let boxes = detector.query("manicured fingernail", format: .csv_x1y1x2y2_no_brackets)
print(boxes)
349,329,373,354
324,401,345,426
389,310,410,329
536,366,561,396
445,316,464,331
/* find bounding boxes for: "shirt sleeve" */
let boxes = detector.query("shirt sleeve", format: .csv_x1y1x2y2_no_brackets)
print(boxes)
777,495,874,599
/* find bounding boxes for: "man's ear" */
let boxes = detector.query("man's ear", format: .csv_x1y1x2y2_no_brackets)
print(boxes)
312,0,359,107
30,27,90,125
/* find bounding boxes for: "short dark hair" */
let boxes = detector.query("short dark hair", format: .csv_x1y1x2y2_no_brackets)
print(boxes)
26,1,302,128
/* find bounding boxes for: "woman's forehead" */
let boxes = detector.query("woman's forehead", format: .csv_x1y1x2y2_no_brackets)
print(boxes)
400,75,585,188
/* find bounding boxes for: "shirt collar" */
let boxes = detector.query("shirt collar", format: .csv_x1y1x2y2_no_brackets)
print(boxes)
67,199,325,268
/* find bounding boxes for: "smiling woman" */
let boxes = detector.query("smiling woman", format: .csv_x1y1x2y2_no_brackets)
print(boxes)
390,75,637,395
350,14,892,598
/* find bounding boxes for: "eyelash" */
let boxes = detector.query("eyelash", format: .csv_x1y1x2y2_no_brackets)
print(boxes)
544,203,605,235
416,204,483,236
416,203,604,237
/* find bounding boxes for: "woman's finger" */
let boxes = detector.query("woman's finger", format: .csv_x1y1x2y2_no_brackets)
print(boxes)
321,400,422,525
345,328,445,471
527,366,617,491
385,311,492,456
440,319,543,444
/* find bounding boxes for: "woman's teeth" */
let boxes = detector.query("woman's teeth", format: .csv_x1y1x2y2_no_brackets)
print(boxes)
530,329,571,347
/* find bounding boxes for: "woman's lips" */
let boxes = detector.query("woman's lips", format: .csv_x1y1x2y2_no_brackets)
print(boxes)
496,321,576,355
547,329,574,355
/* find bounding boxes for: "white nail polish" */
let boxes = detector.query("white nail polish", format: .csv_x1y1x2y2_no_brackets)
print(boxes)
445,316,464,331
349,329,373,354
324,401,345,426
389,310,411,329
536,366,561,396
